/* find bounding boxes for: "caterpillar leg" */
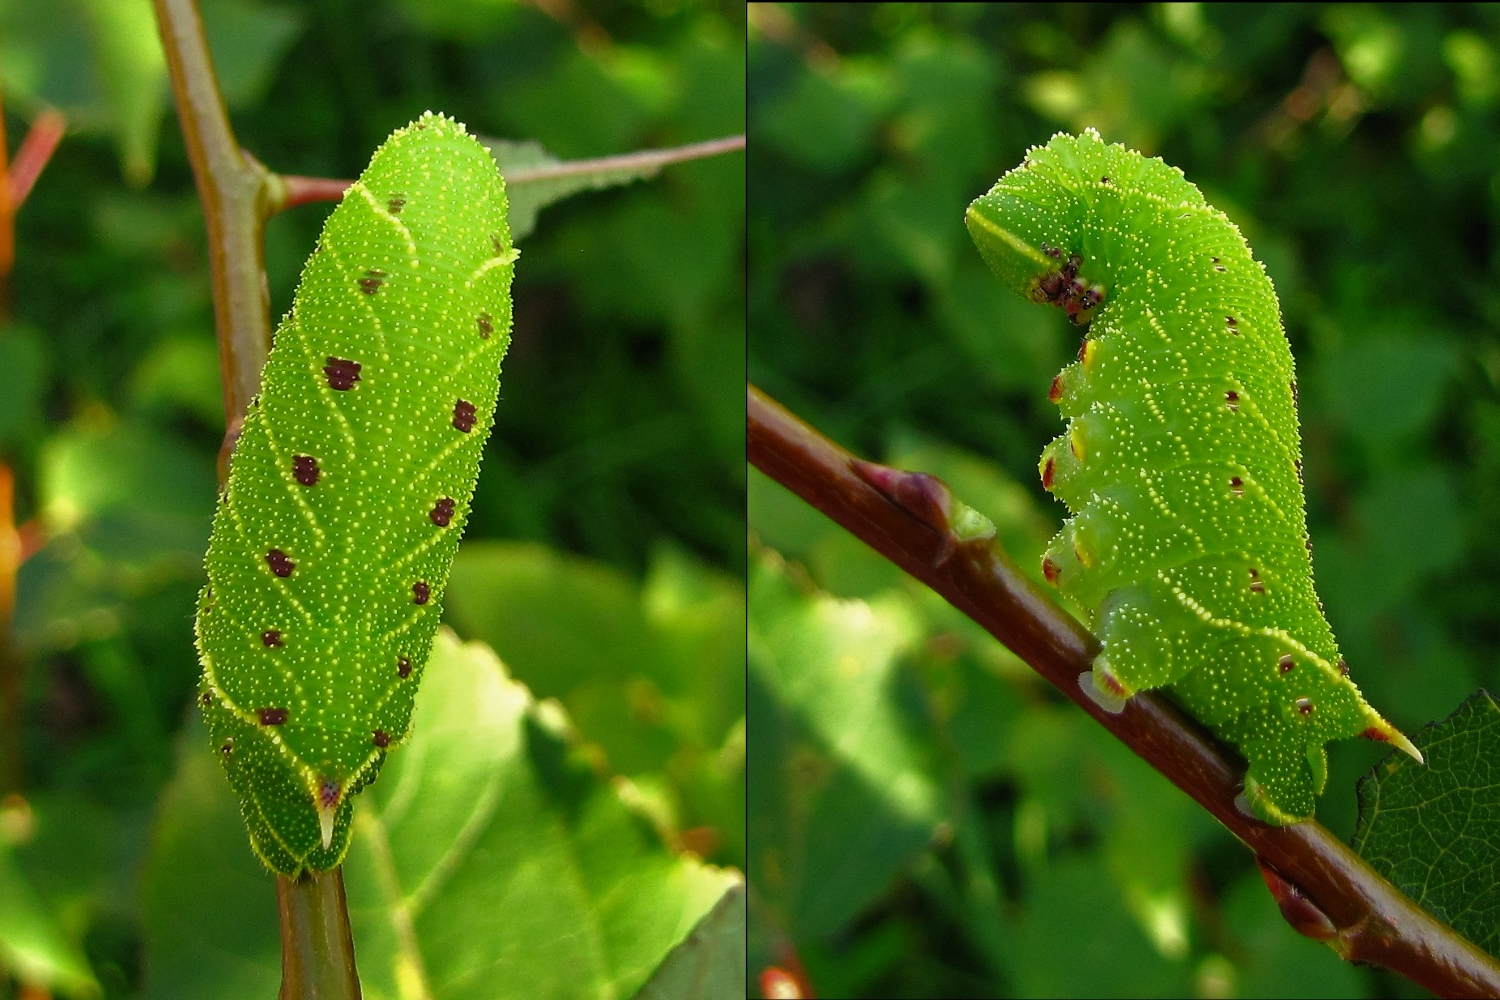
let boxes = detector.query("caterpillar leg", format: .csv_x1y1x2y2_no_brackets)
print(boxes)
1086,583,1217,699
1237,732,1320,825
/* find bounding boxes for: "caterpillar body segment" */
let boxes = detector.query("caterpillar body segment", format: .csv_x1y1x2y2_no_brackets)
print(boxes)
967,129,1418,824
196,113,516,873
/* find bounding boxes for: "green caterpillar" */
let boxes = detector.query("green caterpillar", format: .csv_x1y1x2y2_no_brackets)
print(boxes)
966,129,1419,825
195,112,516,873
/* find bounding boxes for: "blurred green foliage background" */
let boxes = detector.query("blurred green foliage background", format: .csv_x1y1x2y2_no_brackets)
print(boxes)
0,0,744,995
748,3,1500,997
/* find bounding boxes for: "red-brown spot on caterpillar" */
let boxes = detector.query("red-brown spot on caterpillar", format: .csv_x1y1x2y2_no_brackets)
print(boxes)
1035,273,1065,301
1230,475,1244,497
430,497,456,527
1100,176,1110,184
1041,243,1063,259
477,312,493,339
1338,658,1350,676
413,581,430,605
1226,315,1239,333
1294,459,1303,485
262,630,283,647
221,739,234,757
1069,425,1086,460
324,357,361,390
1249,567,1265,593
319,779,340,808
1042,556,1061,584
1041,457,1056,490
266,549,295,577
1305,535,1314,555
1225,390,1240,412
492,235,505,256
1048,375,1064,403
258,707,289,726
1097,666,1128,697
1278,654,1295,674
1078,339,1089,362
452,399,477,433
397,656,412,678
373,729,391,748
387,197,406,215
1362,726,1387,741
1296,697,1313,715
358,268,386,295
201,690,212,706
292,455,320,486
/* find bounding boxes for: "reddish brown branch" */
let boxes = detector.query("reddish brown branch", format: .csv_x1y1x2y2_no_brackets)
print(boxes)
8,110,66,210
274,174,352,210
747,383,1500,999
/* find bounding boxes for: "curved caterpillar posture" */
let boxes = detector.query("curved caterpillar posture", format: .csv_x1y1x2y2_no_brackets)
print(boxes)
195,112,516,873
965,129,1420,824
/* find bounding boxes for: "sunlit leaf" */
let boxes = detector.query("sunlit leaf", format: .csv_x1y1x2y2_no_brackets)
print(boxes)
0,838,101,998
747,550,942,937
141,628,737,998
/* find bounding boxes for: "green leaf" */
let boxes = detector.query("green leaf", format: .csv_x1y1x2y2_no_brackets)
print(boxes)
200,0,305,109
747,550,942,937
0,836,101,998
484,137,674,242
1315,334,1455,448
1021,21,1210,154
1352,690,1500,960
445,540,671,724
0,0,165,184
14,421,213,654
754,61,892,174
142,628,738,998
446,542,745,866
497,48,657,161
78,0,168,186
1010,857,1191,998
1004,707,1214,962
38,421,215,541
635,882,746,1000
447,541,743,755
0,326,48,449
130,336,225,430
395,0,521,43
